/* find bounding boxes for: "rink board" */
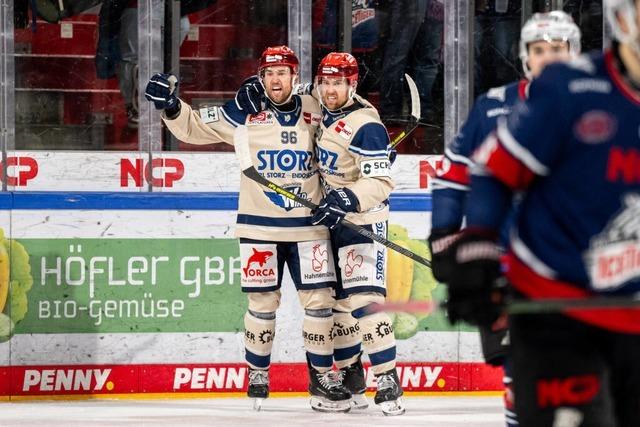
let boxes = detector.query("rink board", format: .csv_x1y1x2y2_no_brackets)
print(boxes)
0,362,502,397
0,162,502,397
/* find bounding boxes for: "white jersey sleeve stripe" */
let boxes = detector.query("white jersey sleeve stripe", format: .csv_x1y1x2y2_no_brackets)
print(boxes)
444,147,473,167
496,118,549,176
220,106,241,128
510,230,557,279
347,145,389,157
431,178,470,191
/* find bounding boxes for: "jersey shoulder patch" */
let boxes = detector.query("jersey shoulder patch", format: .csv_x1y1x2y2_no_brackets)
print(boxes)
199,106,219,124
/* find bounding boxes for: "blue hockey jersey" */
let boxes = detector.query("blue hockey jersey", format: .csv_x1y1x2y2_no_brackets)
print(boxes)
432,79,529,231
467,48,640,333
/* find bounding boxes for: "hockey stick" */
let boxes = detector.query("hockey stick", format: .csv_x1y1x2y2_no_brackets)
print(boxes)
357,296,640,317
389,74,421,149
233,125,432,268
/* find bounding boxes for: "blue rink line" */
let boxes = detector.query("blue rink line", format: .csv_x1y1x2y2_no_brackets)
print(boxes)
0,192,432,212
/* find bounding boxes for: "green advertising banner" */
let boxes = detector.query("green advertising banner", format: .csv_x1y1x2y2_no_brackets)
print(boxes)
16,238,247,334
0,228,471,341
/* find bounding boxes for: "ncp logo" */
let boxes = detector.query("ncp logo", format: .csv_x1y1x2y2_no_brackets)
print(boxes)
120,158,184,187
1,156,38,186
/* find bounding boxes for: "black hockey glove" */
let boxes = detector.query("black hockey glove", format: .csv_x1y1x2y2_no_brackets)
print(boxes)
446,229,505,327
311,188,359,230
235,76,265,114
144,73,180,115
427,226,462,283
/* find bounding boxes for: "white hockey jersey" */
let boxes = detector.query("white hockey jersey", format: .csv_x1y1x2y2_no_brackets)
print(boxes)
315,95,394,225
162,95,328,242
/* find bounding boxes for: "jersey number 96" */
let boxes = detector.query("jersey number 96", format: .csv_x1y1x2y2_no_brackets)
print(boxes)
281,131,298,144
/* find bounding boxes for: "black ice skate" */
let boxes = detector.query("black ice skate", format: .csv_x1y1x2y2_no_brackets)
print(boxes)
374,369,405,416
339,352,369,409
308,360,352,413
247,368,269,411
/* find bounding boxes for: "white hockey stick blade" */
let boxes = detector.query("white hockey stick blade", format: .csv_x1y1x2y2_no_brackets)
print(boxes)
233,125,253,171
405,73,420,121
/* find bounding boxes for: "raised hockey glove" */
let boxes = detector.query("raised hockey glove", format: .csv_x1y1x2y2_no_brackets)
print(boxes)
446,229,504,327
311,188,359,230
427,227,462,283
144,73,179,113
293,82,313,95
235,75,265,114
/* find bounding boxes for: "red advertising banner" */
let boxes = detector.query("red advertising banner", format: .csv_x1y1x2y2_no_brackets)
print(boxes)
3,362,503,397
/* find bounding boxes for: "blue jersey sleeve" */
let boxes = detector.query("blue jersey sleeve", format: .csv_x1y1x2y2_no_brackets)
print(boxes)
498,65,571,178
220,99,251,128
348,122,390,157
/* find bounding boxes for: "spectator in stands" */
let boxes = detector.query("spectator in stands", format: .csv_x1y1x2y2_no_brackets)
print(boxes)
96,0,214,128
379,0,443,124
474,0,522,97
313,0,388,99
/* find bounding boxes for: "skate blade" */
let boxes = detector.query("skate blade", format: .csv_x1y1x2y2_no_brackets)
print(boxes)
378,398,405,416
350,393,369,410
309,396,351,413
252,398,264,411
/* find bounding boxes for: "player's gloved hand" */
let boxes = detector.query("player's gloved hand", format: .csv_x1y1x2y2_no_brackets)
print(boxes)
144,73,179,113
446,228,504,327
234,75,265,114
311,188,359,230
389,148,398,166
293,82,313,95
427,226,462,283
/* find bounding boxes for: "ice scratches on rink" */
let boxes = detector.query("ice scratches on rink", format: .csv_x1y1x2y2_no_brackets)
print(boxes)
0,395,503,426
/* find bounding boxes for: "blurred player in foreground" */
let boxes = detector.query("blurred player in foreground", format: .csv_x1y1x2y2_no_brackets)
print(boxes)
444,0,640,425
429,10,581,427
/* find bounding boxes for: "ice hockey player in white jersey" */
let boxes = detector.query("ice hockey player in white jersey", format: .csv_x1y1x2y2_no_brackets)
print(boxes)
310,52,404,416
144,46,352,412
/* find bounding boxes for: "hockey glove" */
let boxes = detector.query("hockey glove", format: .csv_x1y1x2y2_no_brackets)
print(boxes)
311,188,359,230
293,82,313,95
235,76,265,114
446,229,505,327
389,149,398,166
427,227,462,283
144,73,179,114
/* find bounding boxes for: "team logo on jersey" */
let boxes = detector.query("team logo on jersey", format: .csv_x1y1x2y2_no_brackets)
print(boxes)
361,159,391,177
584,193,640,290
574,110,617,144
311,244,328,272
303,112,321,125
248,112,274,125
335,121,353,140
263,185,306,210
243,248,274,277
344,249,364,277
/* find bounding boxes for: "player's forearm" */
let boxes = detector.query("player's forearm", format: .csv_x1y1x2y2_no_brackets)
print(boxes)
431,187,465,231
162,100,230,146
348,177,394,212
464,174,512,231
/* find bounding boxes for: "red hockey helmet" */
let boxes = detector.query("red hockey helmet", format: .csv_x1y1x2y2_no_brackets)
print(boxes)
258,45,300,76
316,52,359,86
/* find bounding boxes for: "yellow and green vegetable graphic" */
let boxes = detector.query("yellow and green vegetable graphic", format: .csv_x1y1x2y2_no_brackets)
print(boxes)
386,224,439,339
0,228,33,342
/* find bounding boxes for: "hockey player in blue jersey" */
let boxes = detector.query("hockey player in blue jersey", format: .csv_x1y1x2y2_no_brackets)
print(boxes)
445,0,640,425
429,10,581,427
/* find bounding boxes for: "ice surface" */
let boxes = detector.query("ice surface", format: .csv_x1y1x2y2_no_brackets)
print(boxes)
0,395,503,426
